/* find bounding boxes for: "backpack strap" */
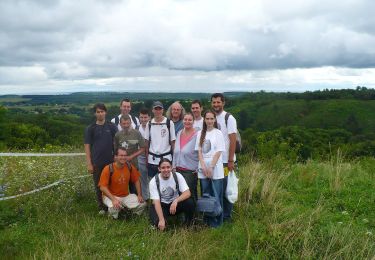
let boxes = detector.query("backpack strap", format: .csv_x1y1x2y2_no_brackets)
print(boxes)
125,161,132,172
172,171,180,195
166,118,171,145
131,115,139,129
155,174,162,200
225,112,231,127
108,163,114,186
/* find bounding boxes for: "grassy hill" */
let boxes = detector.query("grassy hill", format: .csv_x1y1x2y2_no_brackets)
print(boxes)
0,155,374,258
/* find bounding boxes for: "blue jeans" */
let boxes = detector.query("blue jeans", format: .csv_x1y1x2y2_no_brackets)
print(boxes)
223,175,233,221
200,178,224,228
138,156,149,200
148,163,159,178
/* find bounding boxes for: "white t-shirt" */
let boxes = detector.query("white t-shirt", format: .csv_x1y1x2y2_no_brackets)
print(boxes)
138,124,147,139
144,117,176,165
149,172,189,204
195,128,225,179
216,111,237,163
111,114,140,131
193,118,204,131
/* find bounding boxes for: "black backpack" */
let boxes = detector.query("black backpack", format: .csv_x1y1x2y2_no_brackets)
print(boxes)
224,113,242,153
114,115,140,129
155,172,180,199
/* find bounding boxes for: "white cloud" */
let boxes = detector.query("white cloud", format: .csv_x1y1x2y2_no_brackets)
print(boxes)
0,0,374,94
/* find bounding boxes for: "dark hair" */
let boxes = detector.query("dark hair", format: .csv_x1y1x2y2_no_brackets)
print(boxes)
191,99,202,107
139,107,150,115
93,103,107,112
120,98,131,106
158,158,172,167
211,93,225,102
120,114,131,122
199,110,218,147
115,147,127,155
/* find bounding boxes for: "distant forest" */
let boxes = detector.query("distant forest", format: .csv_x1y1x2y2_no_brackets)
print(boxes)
1,87,375,161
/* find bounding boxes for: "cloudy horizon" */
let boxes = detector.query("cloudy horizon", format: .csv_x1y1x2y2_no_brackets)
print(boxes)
1,0,374,95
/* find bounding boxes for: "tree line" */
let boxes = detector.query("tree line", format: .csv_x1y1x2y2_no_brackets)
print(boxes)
1,88,375,160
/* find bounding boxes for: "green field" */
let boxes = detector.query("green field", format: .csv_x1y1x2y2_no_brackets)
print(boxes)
0,155,374,259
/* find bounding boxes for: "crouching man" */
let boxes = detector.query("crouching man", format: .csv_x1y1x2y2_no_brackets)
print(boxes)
99,147,146,219
149,158,195,231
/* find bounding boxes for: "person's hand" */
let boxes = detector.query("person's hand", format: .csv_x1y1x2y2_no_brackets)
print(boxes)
138,195,144,203
87,163,94,174
228,161,235,171
206,166,213,179
202,166,209,177
112,198,122,210
158,219,166,231
170,199,178,215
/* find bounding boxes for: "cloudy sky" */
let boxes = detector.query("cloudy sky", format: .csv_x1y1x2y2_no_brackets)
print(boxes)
0,0,374,94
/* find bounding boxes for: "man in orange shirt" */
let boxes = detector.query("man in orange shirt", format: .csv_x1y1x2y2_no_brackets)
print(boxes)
99,147,146,219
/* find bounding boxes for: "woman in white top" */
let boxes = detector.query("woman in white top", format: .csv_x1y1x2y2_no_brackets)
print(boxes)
173,113,199,201
195,110,225,227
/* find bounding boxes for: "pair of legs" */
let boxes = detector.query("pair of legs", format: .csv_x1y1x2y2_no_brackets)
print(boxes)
149,198,195,228
178,169,198,202
93,165,107,211
223,164,236,222
103,194,146,219
148,163,159,178
200,178,224,228
138,156,149,200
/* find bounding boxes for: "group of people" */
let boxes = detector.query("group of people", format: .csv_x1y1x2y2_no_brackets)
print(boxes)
84,93,238,230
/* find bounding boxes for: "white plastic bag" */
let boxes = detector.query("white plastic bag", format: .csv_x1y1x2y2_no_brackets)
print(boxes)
225,170,239,203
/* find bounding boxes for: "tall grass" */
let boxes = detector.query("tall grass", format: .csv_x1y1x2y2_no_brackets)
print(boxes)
0,155,374,259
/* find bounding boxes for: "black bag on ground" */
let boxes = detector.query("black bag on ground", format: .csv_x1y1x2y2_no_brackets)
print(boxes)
196,179,222,217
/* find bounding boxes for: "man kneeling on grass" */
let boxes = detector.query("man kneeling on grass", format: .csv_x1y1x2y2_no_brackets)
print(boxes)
99,147,146,219
149,158,195,231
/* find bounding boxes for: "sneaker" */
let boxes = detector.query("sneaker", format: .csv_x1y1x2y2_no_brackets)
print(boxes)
98,209,107,215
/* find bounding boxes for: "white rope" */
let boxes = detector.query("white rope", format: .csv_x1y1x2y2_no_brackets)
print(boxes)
0,153,85,157
0,175,90,201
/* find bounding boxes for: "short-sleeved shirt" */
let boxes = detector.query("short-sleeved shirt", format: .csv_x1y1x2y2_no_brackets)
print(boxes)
193,118,203,131
149,172,189,204
84,122,117,167
195,128,225,179
216,111,237,163
145,117,176,165
114,129,145,166
98,163,140,197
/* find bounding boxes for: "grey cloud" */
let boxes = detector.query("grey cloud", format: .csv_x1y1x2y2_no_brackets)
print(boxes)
0,0,374,88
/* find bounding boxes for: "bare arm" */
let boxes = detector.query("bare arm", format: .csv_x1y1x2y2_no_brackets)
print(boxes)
134,179,144,203
228,133,236,171
127,147,145,162
170,189,191,214
153,200,166,231
145,140,149,164
198,147,207,176
84,144,93,174
170,140,175,153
